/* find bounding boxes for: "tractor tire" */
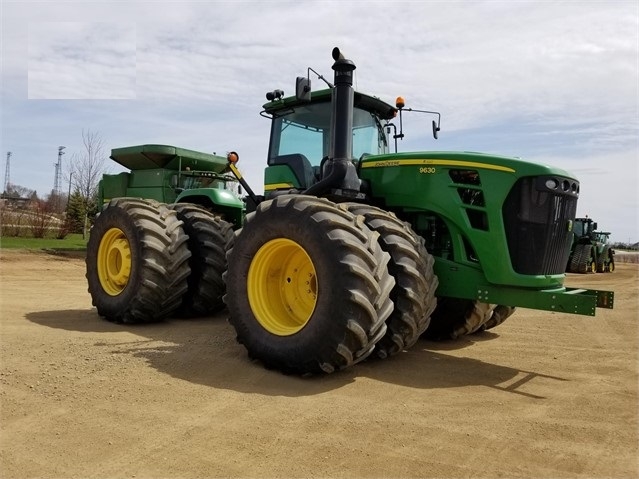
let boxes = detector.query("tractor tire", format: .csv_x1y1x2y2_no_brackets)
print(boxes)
589,250,597,273
423,299,496,340
223,195,394,375
596,246,611,273
86,198,191,323
343,203,438,358
480,305,516,331
171,203,234,317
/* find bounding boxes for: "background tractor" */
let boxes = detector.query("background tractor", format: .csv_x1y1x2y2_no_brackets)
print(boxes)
566,217,615,273
86,48,614,375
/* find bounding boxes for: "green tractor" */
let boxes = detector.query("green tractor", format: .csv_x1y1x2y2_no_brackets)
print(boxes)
86,48,614,375
567,217,615,273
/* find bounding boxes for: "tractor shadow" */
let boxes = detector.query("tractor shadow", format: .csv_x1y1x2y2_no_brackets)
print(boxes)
26,309,566,399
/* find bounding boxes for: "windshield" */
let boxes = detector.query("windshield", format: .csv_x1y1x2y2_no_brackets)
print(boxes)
268,102,388,166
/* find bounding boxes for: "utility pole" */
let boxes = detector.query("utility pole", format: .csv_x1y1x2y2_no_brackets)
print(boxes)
3,151,11,194
67,171,73,210
54,146,65,210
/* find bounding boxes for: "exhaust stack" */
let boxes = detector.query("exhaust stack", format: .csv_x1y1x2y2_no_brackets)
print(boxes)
330,47,355,166
304,48,361,196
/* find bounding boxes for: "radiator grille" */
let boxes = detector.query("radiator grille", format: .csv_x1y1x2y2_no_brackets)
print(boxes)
503,176,579,275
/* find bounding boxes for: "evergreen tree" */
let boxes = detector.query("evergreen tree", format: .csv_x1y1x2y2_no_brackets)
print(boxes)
65,189,86,234
86,192,99,222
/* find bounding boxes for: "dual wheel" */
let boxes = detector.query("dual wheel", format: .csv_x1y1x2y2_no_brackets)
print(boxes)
86,198,233,323
223,195,438,375
596,246,614,273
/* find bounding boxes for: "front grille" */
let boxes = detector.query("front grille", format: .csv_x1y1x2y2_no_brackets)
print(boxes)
503,176,579,275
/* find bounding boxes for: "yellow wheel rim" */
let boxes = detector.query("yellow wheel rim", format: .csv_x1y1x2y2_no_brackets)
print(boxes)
97,227,132,296
247,238,317,336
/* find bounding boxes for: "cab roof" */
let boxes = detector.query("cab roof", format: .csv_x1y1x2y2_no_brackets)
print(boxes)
262,88,397,121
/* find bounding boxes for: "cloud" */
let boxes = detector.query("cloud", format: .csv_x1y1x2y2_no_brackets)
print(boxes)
28,22,136,99
560,150,639,244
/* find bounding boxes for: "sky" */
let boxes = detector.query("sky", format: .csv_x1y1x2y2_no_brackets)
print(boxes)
1,0,638,243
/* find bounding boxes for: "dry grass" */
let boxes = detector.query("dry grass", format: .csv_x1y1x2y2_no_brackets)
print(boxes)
616,251,639,264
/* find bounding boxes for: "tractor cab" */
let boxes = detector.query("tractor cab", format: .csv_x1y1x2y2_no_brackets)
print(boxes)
573,217,597,239
261,89,396,193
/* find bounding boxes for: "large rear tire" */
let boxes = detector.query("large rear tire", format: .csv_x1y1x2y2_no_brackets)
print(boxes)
224,195,394,375
171,203,234,317
86,198,191,323
343,203,438,358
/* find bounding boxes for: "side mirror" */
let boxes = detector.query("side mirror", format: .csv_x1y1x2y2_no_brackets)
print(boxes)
296,77,311,102
170,174,179,189
432,120,440,140
593,222,598,231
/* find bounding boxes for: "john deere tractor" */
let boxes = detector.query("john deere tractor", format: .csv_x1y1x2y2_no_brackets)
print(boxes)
86,48,613,375
567,217,615,273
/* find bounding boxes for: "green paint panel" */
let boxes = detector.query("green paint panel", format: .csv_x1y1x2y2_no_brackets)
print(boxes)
360,151,577,288
100,172,130,203
263,165,302,190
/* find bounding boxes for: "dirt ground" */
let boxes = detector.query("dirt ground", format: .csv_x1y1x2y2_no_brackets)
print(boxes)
0,249,637,479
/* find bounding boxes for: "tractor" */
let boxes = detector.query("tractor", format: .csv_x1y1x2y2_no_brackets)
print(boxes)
86,48,614,375
566,217,615,273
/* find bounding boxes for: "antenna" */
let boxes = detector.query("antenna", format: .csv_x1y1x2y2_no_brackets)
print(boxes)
307,67,334,89
4,152,11,193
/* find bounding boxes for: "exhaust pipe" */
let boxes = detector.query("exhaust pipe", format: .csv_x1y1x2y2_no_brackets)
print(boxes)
330,47,355,166
304,47,361,196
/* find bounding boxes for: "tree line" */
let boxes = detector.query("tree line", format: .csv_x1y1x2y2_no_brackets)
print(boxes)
1,130,107,238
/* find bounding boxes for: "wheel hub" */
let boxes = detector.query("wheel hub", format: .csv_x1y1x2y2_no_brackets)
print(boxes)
247,238,317,336
97,228,132,296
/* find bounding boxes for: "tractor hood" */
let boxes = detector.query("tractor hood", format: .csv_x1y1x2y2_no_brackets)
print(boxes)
359,150,579,182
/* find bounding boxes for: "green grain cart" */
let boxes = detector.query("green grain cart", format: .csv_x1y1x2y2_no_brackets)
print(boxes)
91,145,244,318
86,48,614,375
